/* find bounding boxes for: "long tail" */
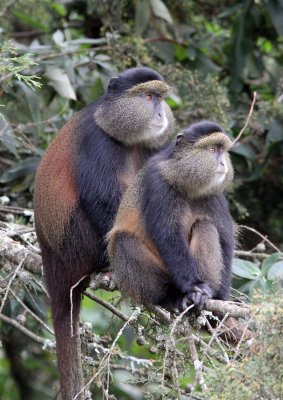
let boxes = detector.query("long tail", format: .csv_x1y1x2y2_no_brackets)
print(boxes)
52,289,84,400
43,251,87,400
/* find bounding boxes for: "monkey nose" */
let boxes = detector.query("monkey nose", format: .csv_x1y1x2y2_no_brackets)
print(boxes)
158,113,162,117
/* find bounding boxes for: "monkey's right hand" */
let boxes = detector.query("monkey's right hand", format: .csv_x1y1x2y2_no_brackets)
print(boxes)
182,283,212,310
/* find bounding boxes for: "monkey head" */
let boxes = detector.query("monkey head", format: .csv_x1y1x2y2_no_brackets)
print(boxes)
160,121,233,198
94,67,175,148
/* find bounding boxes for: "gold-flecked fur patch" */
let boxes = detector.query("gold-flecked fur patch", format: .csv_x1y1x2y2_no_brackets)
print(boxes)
128,80,170,95
195,132,233,150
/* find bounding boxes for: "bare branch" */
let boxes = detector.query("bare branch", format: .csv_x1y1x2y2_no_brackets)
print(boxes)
74,308,142,400
239,225,282,253
0,255,26,313
9,287,54,335
205,299,251,319
232,92,257,144
0,312,46,345
187,324,207,395
0,227,42,274
84,290,128,322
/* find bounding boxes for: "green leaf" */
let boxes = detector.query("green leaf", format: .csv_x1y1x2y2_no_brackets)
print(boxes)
267,0,283,37
187,46,196,61
17,82,40,124
266,119,283,145
135,0,150,35
167,93,182,108
0,117,18,157
150,0,173,24
45,66,77,100
228,0,255,96
249,278,268,298
13,11,48,31
53,30,64,45
0,158,40,183
262,253,282,276
50,2,67,16
218,4,242,18
175,45,187,62
237,280,253,294
267,261,283,280
232,258,260,280
231,143,256,160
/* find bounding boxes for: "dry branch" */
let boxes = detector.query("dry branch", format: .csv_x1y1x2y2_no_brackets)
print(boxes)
0,217,255,398
0,312,46,345
233,92,257,144
0,224,42,274
0,222,252,319
205,299,251,319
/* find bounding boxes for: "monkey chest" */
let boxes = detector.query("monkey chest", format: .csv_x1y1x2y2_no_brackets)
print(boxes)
120,147,149,189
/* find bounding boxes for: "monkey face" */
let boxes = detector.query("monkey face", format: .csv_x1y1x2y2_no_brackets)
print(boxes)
137,92,170,140
160,130,234,199
94,80,175,148
208,144,229,185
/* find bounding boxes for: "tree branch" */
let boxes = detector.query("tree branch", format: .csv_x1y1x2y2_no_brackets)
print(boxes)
232,92,257,144
0,312,46,345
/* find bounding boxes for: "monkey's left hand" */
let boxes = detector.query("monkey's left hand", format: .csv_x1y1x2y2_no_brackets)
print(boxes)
182,284,212,310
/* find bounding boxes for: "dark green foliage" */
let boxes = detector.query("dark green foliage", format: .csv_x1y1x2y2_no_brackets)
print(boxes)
1,0,282,245
203,290,283,400
232,253,283,297
0,1,283,398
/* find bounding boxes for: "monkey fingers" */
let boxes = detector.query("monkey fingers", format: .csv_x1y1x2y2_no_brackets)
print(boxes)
181,295,192,311
190,284,212,310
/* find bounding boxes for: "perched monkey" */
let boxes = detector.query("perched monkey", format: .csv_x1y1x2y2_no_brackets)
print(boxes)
34,67,175,400
108,121,235,311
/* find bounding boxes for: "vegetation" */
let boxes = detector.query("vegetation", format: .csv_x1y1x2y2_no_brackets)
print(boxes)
0,1,282,399
204,289,283,400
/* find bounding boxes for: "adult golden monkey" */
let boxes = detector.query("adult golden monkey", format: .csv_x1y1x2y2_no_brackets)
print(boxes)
34,67,175,399
108,121,235,310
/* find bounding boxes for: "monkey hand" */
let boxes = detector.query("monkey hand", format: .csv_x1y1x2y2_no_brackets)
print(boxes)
182,283,212,310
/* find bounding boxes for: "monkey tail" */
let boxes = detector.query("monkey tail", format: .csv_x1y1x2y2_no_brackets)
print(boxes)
42,250,87,400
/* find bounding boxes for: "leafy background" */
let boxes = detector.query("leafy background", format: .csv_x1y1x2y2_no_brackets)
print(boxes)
0,0,283,399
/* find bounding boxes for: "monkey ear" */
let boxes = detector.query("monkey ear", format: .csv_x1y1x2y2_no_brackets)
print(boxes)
107,76,119,93
176,133,184,145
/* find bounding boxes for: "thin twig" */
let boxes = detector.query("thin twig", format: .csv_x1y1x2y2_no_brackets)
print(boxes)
70,275,90,337
9,287,54,335
233,92,257,144
191,334,227,364
232,310,257,362
84,290,128,322
235,250,283,260
240,225,282,253
73,308,142,400
187,324,207,396
0,255,26,314
0,312,46,345
204,314,231,364
173,351,182,399
161,305,194,398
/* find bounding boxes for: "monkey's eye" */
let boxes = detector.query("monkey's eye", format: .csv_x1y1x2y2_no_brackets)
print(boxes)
210,146,217,154
220,146,224,153
158,95,163,102
146,94,153,101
